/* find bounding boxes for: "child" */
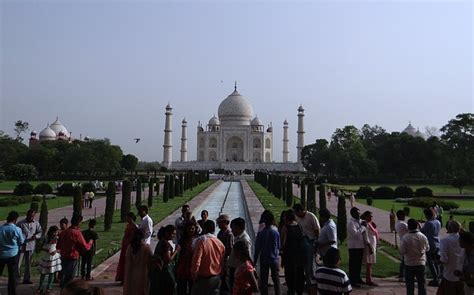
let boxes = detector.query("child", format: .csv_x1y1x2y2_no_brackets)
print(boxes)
37,226,62,294
314,248,352,295
232,241,258,295
81,219,99,280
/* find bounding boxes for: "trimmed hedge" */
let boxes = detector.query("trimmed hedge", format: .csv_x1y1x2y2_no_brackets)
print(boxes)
356,186,374,199
374,186,394,199
408,197,459,210
57,183,74,196
415,187,433,197
13,183,34,196
449,209,474,216
0,195,42,207
34,183,53,195
81,182,97,193
394,186,414,199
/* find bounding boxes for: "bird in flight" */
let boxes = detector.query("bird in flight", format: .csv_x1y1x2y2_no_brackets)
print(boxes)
134,138,141,143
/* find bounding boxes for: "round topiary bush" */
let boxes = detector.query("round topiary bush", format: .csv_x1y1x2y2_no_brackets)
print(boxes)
394,186,414,199
374,186,394,199
366,197,373,206
14,183,34,196
356,186,374,199
57,183,74,196
403,206,411,217
34,183,53,195
81,182,96,193
408,197,459,210
415,187,433,197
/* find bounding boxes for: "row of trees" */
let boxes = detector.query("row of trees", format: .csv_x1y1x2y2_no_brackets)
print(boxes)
0,131,139,179
301,113,474,184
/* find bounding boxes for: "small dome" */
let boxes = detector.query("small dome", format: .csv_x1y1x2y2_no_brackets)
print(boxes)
39,126,56,140
218,88,253,126
251,117,263,126
208,116,220,125
50,118,68,137
402,122,417,136
182,118,187,124
298,105,304,112
30,131,37,136
283,119,288,125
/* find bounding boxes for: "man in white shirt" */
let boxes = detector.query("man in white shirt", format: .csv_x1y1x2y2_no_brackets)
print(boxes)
17,209,42,284
400,218,430,295
395,210,409,281
293,203,320,289
317,208,337,257
175,204,191,241
138,205,153,245
439,221,464,294
346,207,367,288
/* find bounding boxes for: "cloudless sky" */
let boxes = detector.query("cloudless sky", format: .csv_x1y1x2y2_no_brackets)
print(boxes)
1,0,472,162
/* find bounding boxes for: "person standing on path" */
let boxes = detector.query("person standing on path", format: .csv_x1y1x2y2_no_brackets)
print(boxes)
176,222,198,295
190,220,225,295
17,209,42,284
438,221,464,295
56,214,93,289
457,231,474,295
198,210,209,232
216,214,234,295
254,211,280,295
346,207,366,288
36,225,62,294
81,219,99,281
395,210,409,282
123,229,152,295
421,208,442,287
0,211,24,295
361,211,378,286
389,208,396,233
317,208,337,258
116,212,138,283
233,241,259,295
400,218,430,295
293,203,320,289
175,205,191,241
229,217,252,291
138,205,153,245
314,248,352,295
349,193,355,208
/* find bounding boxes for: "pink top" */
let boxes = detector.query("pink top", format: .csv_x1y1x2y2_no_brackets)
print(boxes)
233,260,255,295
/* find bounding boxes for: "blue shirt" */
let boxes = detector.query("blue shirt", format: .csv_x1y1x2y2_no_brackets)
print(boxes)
254,226,280,264
0,223,25,259
421,219,441,251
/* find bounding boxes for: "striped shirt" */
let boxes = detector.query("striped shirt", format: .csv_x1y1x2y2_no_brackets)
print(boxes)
315,266,352,295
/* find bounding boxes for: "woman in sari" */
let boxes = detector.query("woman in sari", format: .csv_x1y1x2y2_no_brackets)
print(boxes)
123,229,152,295
116,212,138,282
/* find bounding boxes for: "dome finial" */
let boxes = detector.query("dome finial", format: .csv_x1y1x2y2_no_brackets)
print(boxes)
234,81,237,91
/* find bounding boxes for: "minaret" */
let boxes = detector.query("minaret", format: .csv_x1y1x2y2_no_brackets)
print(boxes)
283,120,289,162
162,103,173,169
180,118,188,162
297,105,305,162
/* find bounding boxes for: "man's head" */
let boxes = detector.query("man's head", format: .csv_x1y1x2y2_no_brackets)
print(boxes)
292,204,306,218
71,214,83,227
6,211,19,223
407,219,418,231
88,219,97,229
396,210,406,221
446,220,461,234
138,205,148,217
322,247,341,267
230,217,246,237
201,210,209,220
26,209,36,222
259,210,275,227
423,208,434,220
319,208,331,224
181,204,190,215
459,231,474,250
216,214,230,230
60,217,69,230
202,220,216,235
350,207,360,220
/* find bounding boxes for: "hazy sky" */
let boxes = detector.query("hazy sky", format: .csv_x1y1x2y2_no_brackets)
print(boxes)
1,0,472,162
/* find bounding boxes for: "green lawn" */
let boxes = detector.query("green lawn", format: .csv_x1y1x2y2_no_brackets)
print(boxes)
248,181,399,278
0,180,85,191
366,199,474,228
337,183,474,195
0,196,73,219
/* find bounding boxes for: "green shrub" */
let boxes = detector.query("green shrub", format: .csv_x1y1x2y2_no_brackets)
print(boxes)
104,182,116,231
13,183,34,196
408,197,459,210
356,186,373,199
34,183,53,195
366,197,373,206
415,187,433,197
39,196,48,236
403,206,411,217
470,221,474,234
337,194,347,244
57,183,74,196
72,186,82,218
319,184,327,211
81,182,96,193
30,201,39,212
374,186,394,199
449,209,474,216
121,180,132,222
394,186,414,199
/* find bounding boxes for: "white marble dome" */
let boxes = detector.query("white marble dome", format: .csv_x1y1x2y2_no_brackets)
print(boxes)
50,118,69,137
251,117,263,126
218,88,253,125
39,126,56,140
402,122,417,136
208,116,220,125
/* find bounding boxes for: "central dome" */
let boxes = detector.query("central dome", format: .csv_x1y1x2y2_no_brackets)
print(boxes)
218,88,253,125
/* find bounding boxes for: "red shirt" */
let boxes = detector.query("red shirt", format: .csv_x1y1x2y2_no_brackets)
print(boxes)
57,226,92,260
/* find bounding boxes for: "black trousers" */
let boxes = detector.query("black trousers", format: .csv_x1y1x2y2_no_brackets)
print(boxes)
81,252,93,278
284,263,305,295
348,248,364,284
0,256,18,295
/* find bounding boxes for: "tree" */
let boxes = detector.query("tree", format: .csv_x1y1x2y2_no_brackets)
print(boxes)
121,180,132,222
72,186,82,218
337,195,347,244
7,164,38,182
286,177,293,207
104,182,116,231
425,126,440,138
319,184,327,211
169,174,175,199
0,132,28,172
120,154,139,172
135,178,142,209
39,195,48,236
148,178,154,208
163,175,169,203
452,175,470,194
14,120,29,142
301,139,330,175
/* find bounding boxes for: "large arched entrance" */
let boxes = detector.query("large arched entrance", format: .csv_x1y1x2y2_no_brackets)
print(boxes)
226,136,244,162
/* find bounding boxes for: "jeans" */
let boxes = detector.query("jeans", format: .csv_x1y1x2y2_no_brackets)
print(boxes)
304,238,316,288
405,265,426,295
426,249,440,282
0,256,18,295
177,278,193,295
81,252,93,278
191,275,220,295
17,250,33,282
259,260,281,295
61,259,78,289
348,248,364,284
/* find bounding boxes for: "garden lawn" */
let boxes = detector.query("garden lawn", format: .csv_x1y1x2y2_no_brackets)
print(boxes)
0,196,73,218
0,180,83,191
337,184,474,195
248,181,399,278
366,199,474,228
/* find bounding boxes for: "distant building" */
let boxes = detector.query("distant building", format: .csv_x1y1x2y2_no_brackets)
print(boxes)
401,121,424,138
29,117,89,146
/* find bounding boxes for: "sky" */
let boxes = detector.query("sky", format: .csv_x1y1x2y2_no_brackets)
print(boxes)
1,0,472,162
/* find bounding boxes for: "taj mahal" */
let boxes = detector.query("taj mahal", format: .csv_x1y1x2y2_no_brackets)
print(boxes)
162,85,305,172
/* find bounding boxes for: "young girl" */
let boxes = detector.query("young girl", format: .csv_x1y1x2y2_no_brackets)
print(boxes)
361,211,379,286
37,226,62,294
233,241,259,295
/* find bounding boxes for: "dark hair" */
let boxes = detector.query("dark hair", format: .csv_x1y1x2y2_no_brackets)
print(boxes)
203,220,216,234
292,203,305,212
139,205,148,214
459,231,474,246
361,211,372,221
88,219,97,228
47,225,59,242
63,279,104,295
285,209,296,222
160,225,176,240
407,219,418,231
396,210,405,219
7,211,19,222
201,210,208,217
71,214,83,226
127,212,136,222
27,209,36,215
323,247,340,267
182,221,197,240
260,210,275,226
131,228,144,254
350,207,360,217
60,217,68,225
233,240,253,266
424,208,434,219
319,208,331,219
230,217,246,231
